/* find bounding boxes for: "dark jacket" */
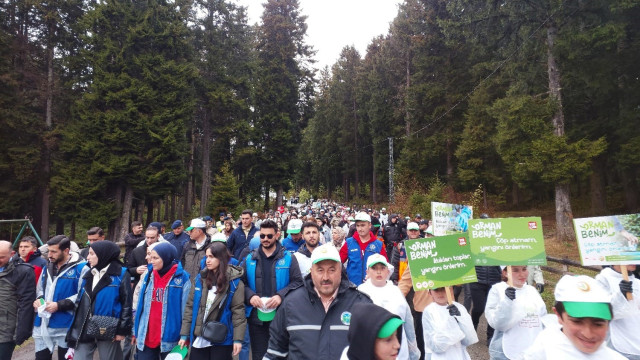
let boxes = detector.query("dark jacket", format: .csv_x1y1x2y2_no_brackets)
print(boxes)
383,219,406,247
346,303,403,360
13,249,47,286
123,232,145,265
127,244,150,288
264,272,372,359
227,225,259,260
180,265,246,344
475,266,502,285
163,231,190,260
0,261,36,344
66,262,133,347
241,243,303,325
181,236,211,280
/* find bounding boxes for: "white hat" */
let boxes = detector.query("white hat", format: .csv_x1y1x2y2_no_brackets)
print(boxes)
381,207,386,211
554,275,612,320
287,219,303,234
407,222,419,231
366,253,390,269
186,218,206,231
310,243,341,264
211,233,227,242
253,212,258,217
354,212,371,223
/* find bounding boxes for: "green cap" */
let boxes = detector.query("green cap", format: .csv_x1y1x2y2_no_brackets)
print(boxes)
563,301,612,321
377,317,404,338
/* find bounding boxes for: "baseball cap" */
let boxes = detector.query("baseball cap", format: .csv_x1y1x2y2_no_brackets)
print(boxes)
555,275,612,320
366,254,390,269
415,213,422,218
287,219,303,234
185,218,206,231
407,222,419,231
381,207,386,211
149,222,163,232
253,212,258,217
171,220,183,229
257,297,277,322
354,212,371,222
211,233,227,242
203,216,212,221
378,317,404,338
310,243,341,264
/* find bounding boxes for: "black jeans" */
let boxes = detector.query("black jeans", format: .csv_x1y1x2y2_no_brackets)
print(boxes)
189,345,232,360
0,342,15,360
36,347,69,360
470,282,495,342
249,321,271,360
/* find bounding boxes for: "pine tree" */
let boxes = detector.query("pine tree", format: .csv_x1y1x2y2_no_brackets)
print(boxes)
207,162,241,216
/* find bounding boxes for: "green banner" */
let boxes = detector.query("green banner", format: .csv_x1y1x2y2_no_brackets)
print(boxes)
574,214,640,265
468,217,547,266
406,234,477,290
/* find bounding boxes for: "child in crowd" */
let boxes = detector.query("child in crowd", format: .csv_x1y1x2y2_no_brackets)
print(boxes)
422,287,478,360
341,303,404,360
595,264,640,359
358,254,420,360
521,274,626,359
485,265,546,359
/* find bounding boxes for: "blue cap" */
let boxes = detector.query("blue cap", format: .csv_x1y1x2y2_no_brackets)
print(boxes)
203,216,213,221
171,220,183,229
149,222,163,232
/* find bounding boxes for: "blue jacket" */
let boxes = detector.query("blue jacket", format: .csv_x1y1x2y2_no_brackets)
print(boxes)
163,231,191,260
134,263,190,352
226,225,259,260
188,273,240,345
345,237,384,285
282,235,304,252
35,254,87,328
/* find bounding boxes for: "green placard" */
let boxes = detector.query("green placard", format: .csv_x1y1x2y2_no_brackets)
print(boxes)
468,217,547,266
406,234,477,291
573,214,640,266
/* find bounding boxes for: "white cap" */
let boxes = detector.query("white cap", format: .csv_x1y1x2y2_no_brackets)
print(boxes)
253,212,258,217
211,233,227,242
366,253,390,269
407,222,419,231
186,218,206,230
381,207,386,211
554,275,612,320
286,219,303,234
310,243,341,264
354,212,371,222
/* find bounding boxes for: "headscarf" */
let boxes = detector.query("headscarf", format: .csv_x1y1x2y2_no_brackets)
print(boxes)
152,242,177,276
90,241,121,270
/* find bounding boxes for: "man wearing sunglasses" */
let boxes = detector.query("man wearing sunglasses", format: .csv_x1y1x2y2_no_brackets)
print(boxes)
241,220,303,360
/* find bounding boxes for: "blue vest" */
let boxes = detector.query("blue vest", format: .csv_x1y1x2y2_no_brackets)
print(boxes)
78,267,127,319
345,237,384,285
245,251,291,317
34,261,87,328
189,275,239,345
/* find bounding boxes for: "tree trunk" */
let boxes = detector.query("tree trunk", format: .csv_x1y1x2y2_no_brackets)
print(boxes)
512,181,520,207
621,169,639,212
136,198,145,223
353,99,359,199
40,183,50,240
55,217,64,235
547,21,574,242
446,136,454,178
170,193,176,221
70,220,76,242
146,198,154,226
200,110,212,214
405,50,411,136
264,184,270,211
117,183,133,243
185,127,195,215
372,158,377,204
276,186,283,208
110,185,123,241
589,156,606,215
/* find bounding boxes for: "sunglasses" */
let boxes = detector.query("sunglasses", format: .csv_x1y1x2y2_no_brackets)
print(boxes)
259,234,275,239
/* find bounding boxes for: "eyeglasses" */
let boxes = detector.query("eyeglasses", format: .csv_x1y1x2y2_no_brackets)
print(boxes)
259,234,275,239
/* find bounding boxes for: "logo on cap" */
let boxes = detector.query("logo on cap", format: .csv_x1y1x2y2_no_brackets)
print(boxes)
341,311,351,325
576,281,590,292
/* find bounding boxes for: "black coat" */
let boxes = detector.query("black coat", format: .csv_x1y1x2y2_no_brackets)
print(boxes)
127,244,149,288
0,261,36,344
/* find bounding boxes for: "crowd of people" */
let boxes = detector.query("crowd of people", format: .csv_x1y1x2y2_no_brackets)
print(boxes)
0,200,637,359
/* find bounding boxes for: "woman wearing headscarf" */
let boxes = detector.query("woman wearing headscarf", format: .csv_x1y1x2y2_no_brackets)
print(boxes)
66,241,132,360
132,242,190,359
179,242,246,360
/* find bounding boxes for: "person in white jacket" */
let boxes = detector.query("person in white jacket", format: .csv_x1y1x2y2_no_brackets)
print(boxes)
485,265,546,359
520,274,626,360
422,287,478,360
595,264,640,359
358,254,421,360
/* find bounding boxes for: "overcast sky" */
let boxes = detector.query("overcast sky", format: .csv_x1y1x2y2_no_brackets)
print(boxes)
235,0,403,70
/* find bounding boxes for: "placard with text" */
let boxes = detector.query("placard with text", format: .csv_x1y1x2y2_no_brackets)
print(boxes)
431,202,473,236
574,214,640,265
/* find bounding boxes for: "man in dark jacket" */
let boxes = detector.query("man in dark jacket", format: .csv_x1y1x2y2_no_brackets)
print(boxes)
13,235,46,287
181,218,211,279
264,243,372,360
163,219,190,260
227,210,259,260
123,221,144,265
127,226,161,288
0,240,36,360
241,220,303,360
383,214,406,255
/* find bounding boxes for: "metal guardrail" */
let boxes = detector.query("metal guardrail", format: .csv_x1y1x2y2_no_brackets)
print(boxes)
542,255,601,277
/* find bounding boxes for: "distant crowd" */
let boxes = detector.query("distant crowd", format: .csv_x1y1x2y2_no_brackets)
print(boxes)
0,200,636,360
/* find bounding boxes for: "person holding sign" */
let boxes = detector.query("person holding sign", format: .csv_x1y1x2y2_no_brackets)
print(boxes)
595,264,640,359
422,287,478,360
521,275,626,359
485,265,546,359
339,212,388,285
358,254,420,360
